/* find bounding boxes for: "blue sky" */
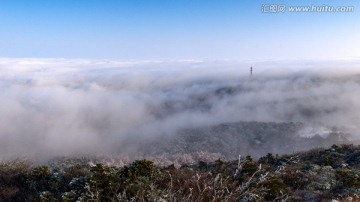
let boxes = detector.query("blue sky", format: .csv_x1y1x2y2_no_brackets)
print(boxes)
0,0,359,60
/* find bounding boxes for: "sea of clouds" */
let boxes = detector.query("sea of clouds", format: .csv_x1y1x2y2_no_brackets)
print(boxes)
1,58,360,159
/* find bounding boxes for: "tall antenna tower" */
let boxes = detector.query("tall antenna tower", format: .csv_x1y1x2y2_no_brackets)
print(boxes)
250,66,253,76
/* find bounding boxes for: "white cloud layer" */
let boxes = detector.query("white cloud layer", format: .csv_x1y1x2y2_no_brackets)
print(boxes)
1,58,360,159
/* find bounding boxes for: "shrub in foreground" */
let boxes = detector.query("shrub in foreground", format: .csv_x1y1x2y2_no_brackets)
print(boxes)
1,145,360,201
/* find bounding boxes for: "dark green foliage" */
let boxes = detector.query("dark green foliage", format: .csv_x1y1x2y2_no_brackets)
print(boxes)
2,145,360,201
281,164,311,190
124,159,158,180
26,166,66,201
346,151,360,166
242,160,258,176
85,164,121,201
197,161,208,171
0,159,32,201
299,144,351,167
335,169,360,188
64,176,86,201
259,153,277,165
63,164,90,180
119,160,159,199
263,178,291,200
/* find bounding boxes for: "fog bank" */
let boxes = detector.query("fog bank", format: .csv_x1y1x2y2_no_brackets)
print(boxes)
1,58,360,159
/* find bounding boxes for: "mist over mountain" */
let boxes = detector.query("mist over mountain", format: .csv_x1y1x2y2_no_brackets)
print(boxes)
134,121,350,161
1,58,360,160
